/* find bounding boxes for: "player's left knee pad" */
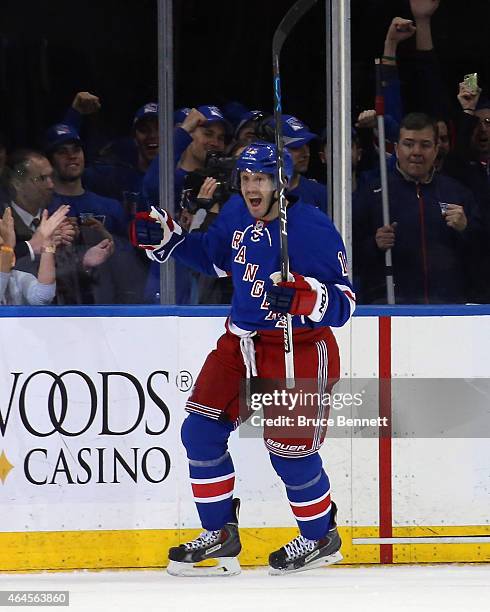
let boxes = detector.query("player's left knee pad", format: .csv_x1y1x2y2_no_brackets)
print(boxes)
269,452,323,487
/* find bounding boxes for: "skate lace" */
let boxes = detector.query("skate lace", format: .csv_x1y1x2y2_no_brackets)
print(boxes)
284,535,317,560
184,530,221,551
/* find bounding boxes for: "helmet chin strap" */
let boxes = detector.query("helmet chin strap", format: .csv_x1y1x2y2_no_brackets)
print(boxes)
262,192,278,219
259,189,282,220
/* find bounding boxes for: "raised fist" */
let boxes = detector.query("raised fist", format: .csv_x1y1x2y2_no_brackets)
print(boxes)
356,110,377,130
410,0,441,20
72,91,101,115
386,17,416,44
181,108,207,135
457,82,482,111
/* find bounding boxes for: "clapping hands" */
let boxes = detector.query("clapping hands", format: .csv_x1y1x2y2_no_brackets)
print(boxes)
0,207,16,248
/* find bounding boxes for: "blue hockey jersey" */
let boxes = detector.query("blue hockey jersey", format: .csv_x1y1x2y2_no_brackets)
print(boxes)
172,196,355,330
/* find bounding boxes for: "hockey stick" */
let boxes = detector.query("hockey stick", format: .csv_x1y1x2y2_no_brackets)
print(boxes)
272,0,318,388
375,59,395,304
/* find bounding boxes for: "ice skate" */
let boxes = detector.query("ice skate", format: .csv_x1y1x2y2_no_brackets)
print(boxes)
167,498,242,577
269,501,343,575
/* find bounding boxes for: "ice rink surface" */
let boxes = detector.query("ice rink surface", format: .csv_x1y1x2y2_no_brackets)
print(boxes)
1,564,489,612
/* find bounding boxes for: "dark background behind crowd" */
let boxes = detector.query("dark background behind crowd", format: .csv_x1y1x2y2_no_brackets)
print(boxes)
0,0,488,306
0,0,488,148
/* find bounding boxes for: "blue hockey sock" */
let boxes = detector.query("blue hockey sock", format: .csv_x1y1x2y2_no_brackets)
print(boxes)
181,413,235,531
270,452,332,541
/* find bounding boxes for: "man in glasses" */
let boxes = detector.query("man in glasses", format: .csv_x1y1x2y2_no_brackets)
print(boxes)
7,149,113,303
7,149,60,273
10,151,54,226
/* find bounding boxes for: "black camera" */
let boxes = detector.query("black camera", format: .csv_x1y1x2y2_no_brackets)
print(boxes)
180,152,237,213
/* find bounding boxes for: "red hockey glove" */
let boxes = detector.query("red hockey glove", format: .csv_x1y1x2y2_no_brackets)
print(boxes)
130,206,185,263
266,271,329,322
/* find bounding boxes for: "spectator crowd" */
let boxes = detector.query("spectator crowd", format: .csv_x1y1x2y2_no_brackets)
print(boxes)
0,0,488,306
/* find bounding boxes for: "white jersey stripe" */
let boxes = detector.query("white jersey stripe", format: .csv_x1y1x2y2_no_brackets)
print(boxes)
335,283,356,317
289,490,331,507
186,407,220,420
186,401,221,414
313,339,328,449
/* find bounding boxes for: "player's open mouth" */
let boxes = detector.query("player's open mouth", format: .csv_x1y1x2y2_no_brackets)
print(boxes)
249,198,262,207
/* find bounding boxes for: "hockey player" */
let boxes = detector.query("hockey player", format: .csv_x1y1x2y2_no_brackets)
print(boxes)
132,142,355,575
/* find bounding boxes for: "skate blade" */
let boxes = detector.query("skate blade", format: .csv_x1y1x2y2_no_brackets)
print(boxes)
269,550,343,575
167,557,241,577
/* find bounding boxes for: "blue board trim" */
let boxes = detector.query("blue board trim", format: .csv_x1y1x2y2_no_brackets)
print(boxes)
0,304,489,318
352,304,490,317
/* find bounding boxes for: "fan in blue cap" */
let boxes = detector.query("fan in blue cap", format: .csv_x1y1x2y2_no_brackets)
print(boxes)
262,115,326,212
260,114,318,150
133,102,158,126
45,124,82,153
234,110,272,143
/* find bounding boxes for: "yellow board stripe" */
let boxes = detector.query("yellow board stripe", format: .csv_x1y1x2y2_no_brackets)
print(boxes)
390,525,490,564
1,526,489,572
